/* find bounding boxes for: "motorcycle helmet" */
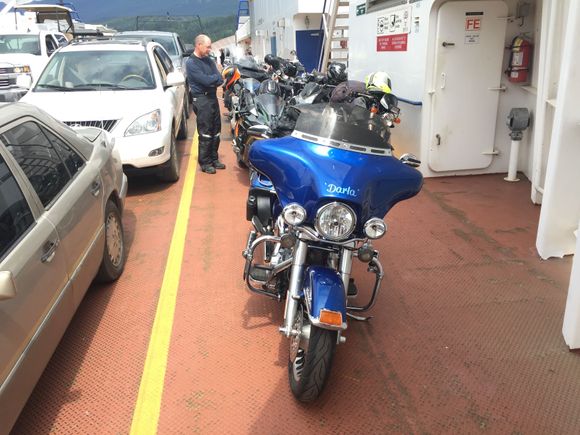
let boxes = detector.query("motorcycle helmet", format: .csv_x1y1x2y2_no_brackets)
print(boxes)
364,71,392,94
258,79,282,96
222,66,241,90
264,54,275,66
326,62,347,84
283,62,298,78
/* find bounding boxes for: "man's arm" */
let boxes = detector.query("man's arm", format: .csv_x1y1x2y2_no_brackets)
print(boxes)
186,58,222,88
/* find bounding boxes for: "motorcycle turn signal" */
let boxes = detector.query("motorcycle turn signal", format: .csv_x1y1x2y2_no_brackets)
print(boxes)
280,233,297,248
357,245,375,263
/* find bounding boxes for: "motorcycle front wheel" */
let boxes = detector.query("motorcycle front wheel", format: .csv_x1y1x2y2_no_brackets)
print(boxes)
288,306,337,402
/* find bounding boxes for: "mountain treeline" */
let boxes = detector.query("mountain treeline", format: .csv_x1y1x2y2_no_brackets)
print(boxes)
105,15,237,45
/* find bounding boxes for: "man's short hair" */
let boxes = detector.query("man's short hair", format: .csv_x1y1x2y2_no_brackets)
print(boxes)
195,34,211,46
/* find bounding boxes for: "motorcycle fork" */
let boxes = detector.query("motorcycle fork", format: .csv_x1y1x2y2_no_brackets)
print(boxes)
339,244,354,297
280,240,308,337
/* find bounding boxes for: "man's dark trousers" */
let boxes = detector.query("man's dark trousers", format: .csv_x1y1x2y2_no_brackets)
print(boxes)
191,93,221,168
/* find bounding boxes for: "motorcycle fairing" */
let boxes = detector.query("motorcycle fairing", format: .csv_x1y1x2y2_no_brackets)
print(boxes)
249,135,423,229
302,266,347,330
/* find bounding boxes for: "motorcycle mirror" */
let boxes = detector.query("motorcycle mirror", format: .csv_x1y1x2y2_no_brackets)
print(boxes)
248,124,272,138
399,153,421,168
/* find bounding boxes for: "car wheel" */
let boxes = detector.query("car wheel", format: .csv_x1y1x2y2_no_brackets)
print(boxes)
177,103,188,140
96,200,126,282
158,129,180,183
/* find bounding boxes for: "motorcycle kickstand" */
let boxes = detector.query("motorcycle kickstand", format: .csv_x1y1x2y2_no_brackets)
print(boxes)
347,312,373,322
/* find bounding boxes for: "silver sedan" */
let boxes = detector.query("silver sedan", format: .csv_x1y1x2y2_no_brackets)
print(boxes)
0,102,128,431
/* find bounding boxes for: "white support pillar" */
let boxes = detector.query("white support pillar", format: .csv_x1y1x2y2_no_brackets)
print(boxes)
536,1,580,259
563,225,580,348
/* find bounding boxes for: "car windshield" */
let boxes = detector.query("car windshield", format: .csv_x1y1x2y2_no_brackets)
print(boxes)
34,50,155,91
294,103,393,150
0,35,41,55
115,34,177,56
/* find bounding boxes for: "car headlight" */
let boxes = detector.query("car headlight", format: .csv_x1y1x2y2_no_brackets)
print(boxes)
282,203,306,226
364,218,387,239
125,109,161,136
13,65,31,74
315,202,356,241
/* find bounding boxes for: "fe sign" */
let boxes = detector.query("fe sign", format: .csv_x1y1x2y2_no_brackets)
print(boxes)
465,12,483,44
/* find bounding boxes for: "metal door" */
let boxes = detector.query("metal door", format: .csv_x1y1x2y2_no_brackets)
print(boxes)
0,152,70,403
296,30,323,72
270,36,277,56
428,1,508,172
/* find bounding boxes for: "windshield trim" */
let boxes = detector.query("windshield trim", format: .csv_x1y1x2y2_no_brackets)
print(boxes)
291,130,392,157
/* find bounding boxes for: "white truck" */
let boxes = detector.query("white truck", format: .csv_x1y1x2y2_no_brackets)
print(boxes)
0,30,67,103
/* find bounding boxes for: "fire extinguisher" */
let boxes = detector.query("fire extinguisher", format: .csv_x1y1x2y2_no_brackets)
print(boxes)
506,36,533,83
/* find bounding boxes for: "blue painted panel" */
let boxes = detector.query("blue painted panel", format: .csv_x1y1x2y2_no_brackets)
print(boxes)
249,136,423,231
270,36,277,56
302,266,346,318
296,30,323,73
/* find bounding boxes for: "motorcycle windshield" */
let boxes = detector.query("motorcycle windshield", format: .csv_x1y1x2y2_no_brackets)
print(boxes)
241,78,260,94
254,94,285,122
293,103,392,150
300,82,321,98
249,103,423,229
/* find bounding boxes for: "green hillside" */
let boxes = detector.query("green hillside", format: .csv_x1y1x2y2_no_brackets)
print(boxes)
105,15,237,44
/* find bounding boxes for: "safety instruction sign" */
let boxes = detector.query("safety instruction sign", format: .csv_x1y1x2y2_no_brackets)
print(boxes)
377,34,408,51
464,11,483,44
376,5,411,36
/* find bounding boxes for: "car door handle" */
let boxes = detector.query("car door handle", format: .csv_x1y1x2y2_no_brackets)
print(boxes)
41,239,59,263
90,179,101,197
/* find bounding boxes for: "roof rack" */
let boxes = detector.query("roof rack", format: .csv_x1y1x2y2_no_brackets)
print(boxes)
69,38,147,47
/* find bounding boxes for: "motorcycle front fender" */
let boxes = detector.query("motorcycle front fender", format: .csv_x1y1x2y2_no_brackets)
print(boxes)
302,266,347,330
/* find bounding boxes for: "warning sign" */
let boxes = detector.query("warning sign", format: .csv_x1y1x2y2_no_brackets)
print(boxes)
376,5,411,36
464,12,483,45
377,34,408,52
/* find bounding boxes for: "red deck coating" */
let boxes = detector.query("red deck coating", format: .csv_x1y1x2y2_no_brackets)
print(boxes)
12,108,576,434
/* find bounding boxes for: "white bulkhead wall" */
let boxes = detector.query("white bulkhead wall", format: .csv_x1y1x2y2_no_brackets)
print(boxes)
349,0,541,179
250,0,325,62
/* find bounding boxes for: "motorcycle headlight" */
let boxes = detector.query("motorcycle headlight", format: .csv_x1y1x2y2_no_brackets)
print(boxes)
364,218,387,239
282,203,306,226
315,202,356,241
125,109,161,137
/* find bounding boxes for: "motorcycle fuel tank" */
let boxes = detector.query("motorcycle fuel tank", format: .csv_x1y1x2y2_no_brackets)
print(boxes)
249,135,423,229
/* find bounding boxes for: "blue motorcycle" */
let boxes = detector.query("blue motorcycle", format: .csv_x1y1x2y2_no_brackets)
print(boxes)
242,103,423,401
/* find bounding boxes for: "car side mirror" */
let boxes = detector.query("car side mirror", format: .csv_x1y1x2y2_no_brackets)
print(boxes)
399,153,421,168
166,71,185,87
182,49,193,57
0,271,16,301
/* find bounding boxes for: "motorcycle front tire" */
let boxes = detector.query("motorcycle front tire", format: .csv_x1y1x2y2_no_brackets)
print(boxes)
288,323,337,402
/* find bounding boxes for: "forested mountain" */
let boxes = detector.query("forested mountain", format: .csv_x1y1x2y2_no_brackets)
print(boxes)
31,0,239,22
105,15,237,44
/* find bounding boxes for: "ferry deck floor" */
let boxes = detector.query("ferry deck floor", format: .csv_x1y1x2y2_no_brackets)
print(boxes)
9,108,577,434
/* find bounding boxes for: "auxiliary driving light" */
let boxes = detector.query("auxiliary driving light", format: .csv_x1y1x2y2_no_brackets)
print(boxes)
364,218,387,239
282,203,306,226
280,233,297,248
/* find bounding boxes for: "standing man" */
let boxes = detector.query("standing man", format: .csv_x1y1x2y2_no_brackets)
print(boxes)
186,34,225,174
219,48,225,68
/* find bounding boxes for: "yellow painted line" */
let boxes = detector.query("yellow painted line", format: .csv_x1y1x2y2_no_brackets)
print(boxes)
130,133,198,435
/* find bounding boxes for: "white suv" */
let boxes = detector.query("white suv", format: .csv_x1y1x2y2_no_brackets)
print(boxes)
21,39,188,182
0,30,66,103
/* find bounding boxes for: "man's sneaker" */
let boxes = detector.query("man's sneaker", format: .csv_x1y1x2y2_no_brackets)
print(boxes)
201,166,216,174
213,161,226,170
